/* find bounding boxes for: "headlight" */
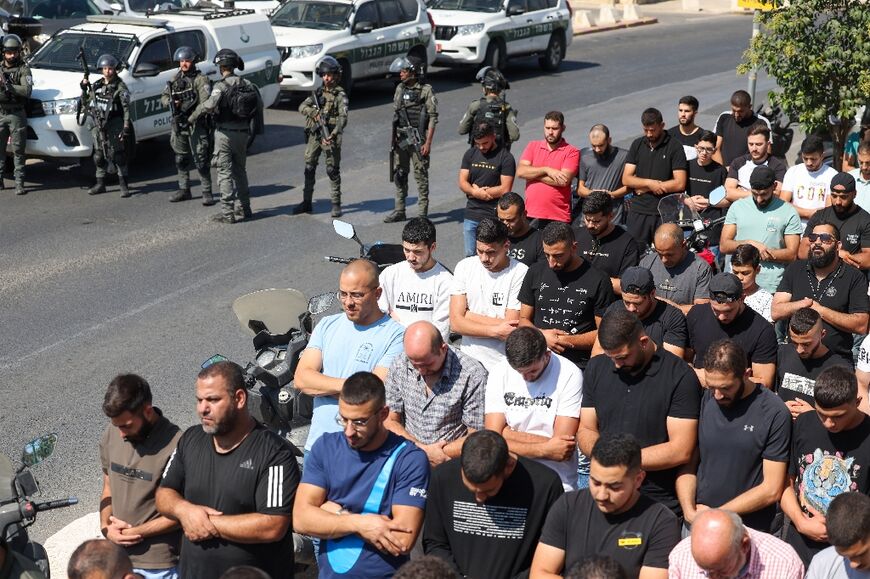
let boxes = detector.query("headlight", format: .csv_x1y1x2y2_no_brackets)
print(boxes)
457,23,485,35
42,98,80,116
286,44,323,59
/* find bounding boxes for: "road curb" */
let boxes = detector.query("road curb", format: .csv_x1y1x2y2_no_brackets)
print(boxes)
573,16,658,35
44,512,101,579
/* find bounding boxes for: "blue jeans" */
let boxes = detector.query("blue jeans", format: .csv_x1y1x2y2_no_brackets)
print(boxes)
134,568,178,579
463,219,479,257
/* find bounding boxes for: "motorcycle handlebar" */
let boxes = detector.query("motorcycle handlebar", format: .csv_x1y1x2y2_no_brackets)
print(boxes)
33,497,78,512
325,256,353,264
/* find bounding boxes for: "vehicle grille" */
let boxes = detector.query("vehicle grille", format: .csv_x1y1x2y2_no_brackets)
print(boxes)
434,25,457,40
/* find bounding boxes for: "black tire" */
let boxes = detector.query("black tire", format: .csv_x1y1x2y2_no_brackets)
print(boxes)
338,59,352,97
539,32,564,71
483,39,506,70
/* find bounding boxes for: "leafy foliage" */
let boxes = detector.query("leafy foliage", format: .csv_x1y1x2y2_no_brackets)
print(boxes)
739,0,870,167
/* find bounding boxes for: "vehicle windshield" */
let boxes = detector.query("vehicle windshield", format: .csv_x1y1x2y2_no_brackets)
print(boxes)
23,0,102,18
271,0,351,30
127,0,192,10
29,32,136,72
430,0,502,12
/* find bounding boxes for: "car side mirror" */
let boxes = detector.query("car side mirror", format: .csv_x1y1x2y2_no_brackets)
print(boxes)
507,5,524,15
352,20,375,33
132,62,161,77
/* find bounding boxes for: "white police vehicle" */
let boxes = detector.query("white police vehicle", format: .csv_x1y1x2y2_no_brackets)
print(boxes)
270,0,435,94
428,0,571,71
25,8,280,159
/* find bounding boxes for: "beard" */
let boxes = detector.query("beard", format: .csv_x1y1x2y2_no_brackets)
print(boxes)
754,195,773,209
202,406,237,435
124,418,154,443
809,246,837,268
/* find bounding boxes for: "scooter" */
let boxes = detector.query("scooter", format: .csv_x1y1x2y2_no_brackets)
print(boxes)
1,434,78,578
325,219,404,268
658,189,727,272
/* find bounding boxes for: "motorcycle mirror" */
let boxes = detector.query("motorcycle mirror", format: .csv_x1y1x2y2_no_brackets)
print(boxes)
332,220,356,240
708,185,726,207
308,292,337,315
21,434,58,468
201,354,229,369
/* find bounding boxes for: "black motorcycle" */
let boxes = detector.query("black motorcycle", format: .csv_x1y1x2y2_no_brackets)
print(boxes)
325,219,405,268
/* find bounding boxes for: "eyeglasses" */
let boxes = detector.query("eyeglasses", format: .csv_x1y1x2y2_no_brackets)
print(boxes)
695,146,715,154
711,292,739,304
335,409,382,430
807,232,836,244
337,289,373,302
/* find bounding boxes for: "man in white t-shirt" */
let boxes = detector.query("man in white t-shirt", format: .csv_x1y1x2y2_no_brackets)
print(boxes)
449,217,528,366
379,217,454,340
781,135,838,230
484,326,582,491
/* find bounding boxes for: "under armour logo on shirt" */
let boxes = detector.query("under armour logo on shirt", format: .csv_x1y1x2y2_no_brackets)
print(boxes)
744,425,754,432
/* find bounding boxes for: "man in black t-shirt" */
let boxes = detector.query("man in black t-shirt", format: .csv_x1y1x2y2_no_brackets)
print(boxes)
773,222,870,362
497,192,545,267
622,107,688,250
518,222,614,369
575,190,639,296
669,95,704,157
686,130,727,252
800,172,870,274
782,366,870,566
723,123,787,203
677,339,791,533
459,122,517,257
714,90,771,168
579,309,701,516
593,267,688,359
687,273,778,388
531,433,680,579
777,307,854,419
156,361,299,579
423,430,563,579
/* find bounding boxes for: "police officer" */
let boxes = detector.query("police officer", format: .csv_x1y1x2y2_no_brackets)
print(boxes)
293,56,348,218
458,66,518,150
161,46,215,205
385,55,437,223
200,48,260,223
81,54,132,197
0,34,32,195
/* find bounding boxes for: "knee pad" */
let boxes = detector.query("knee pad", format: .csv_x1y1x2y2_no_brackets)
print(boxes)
326,165,340,181
394,167,408,185
304,164,316,178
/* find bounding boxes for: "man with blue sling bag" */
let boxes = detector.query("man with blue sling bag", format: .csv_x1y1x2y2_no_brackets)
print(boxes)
294,372,430,578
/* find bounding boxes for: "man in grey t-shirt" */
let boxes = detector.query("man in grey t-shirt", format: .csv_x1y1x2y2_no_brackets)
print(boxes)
576,124,629,225
639,223,712,315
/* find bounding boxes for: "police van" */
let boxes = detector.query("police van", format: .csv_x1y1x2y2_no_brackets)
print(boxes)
269,0,435,95
24,8,281,159
427,0,571,71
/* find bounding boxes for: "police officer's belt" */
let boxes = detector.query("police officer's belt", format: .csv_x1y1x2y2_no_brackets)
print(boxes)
218,126,250,132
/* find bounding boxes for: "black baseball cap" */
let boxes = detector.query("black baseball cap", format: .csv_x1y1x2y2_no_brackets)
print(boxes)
749,165,776,190
831,172,856,193
709,272,743,301
621,267,654,295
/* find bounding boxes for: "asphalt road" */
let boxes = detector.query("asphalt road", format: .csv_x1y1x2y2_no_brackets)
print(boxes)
0,8,768,544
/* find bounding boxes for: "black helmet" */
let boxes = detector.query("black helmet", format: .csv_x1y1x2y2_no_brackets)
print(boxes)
476,66,509,92
173,45,199,63
214,48,244,71
97,54,120,70
315,55,341,78
389,55,424,77
1,34,23,52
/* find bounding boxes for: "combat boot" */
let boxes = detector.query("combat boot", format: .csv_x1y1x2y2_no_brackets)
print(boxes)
15,182,26,196
292,201,313,215
119,176,132,198
201,189,216,206
383,210,406,224
210,212,236,224
331,203,342,218
169,188,192,203
0,178,5,191
88,179,106,196
418,202,428,218
242,205,254,221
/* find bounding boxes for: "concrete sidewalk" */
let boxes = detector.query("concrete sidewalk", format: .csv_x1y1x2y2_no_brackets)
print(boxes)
570,0,751,36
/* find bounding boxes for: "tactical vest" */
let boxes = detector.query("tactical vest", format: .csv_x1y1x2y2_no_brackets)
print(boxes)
0,62,26,107
474,96,508,142
93,79,122,118
315,87,340,126
398,84,427,133
171,72,199,115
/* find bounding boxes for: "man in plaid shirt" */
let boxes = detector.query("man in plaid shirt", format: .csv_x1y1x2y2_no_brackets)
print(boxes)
384,321,487,467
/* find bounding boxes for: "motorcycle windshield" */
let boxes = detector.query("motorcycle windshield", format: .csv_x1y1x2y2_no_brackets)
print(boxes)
232,289,308,337
658,193,700,228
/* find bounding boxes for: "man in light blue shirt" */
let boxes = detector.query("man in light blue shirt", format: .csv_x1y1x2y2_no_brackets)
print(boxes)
294,259,405,452
720,165,802,294
806,492,870,578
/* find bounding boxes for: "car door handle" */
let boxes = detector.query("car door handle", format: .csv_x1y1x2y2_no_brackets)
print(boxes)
376,34,386,40
526,18,533,22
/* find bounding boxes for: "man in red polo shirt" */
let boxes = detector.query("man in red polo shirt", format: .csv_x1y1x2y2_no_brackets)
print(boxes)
516,111,580,226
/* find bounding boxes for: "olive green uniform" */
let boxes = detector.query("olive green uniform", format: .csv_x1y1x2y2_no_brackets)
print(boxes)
392,80,437,216
299,84,348,206
458,94,519,148
201,74,259,220
82,77,131,179
0,58,32,191
161,69,212,196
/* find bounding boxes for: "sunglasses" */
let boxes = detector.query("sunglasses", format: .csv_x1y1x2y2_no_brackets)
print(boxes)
711,292,739,304
807,233,836,244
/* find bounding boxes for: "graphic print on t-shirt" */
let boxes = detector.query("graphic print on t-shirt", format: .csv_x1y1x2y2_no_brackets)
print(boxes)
504,392,553,409
538,282,589,332
394,291,434,313
452,501,528,539
780,373,816,399
355,343,374,364
797,448,860,515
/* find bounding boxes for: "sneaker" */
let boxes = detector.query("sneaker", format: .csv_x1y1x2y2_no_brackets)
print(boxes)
383,211,406,224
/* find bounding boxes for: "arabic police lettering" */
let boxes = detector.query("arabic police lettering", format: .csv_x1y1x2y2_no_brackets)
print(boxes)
504,392,553,408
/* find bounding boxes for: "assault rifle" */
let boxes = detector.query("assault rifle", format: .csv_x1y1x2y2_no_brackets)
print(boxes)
166,80,189,131
309,90,332,150
0,71,15,100
77,47,117,173
395,104,423,157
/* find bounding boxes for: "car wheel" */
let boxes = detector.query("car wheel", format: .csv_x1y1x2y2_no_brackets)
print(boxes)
539,32,564,71
483,39,506,70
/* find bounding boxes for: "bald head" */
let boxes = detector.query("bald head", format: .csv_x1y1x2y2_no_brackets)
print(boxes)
690,510,748,572
68,539,135,579
653,223,687,267
404,321,447,378
341,259,380,288
654,223,684,246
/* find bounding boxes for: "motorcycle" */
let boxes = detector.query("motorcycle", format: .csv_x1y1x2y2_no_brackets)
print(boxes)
325,219,405,268
1,434,78,578
658,189,727,271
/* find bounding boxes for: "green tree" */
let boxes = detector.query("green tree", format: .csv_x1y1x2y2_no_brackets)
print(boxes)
739,0,870,169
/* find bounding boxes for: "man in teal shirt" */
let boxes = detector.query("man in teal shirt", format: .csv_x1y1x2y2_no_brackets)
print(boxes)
720,165,801,293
